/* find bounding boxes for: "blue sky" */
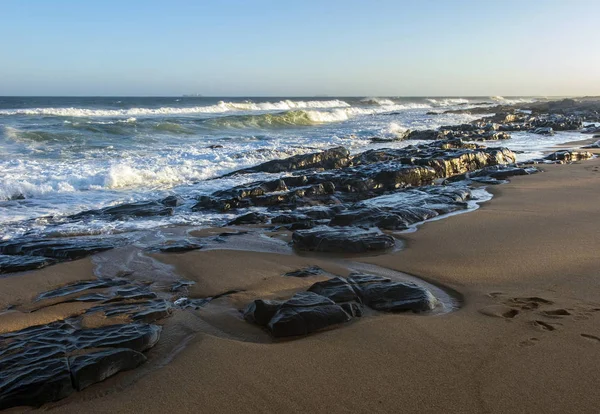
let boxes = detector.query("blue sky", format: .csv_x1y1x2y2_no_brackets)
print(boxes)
1,0,599,96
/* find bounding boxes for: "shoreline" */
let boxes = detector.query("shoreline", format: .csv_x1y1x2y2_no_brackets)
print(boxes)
0,141,597,412
2,118,600,411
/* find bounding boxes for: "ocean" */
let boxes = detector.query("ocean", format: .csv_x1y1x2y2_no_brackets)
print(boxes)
0,96,582,241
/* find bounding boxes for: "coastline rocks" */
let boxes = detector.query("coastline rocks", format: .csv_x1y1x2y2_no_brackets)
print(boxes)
196,140,516,215
292,227,395,254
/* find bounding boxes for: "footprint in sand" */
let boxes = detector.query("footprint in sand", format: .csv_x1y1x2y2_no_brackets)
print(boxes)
519,337,540,347
581,333,600,343
507,296,553,311
542,308,572,318
532,320,560,331
479,304,519,319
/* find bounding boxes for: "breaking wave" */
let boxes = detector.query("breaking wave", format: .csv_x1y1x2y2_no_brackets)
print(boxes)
0,100,351,118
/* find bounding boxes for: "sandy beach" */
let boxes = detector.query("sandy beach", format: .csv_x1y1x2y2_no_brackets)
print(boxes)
0,143,595,413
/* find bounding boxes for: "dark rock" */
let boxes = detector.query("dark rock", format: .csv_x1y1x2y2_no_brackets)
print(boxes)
228,212,269,225
347,273,437,312
0,358,73,410
37,279,127,301
307,277,360,303
0,237,116,262
544,150,593,162
347,273,391,286
340,301,363,317
532,127,554,135
224,147,351,175
160,195,184,207
267,292,351,337
292,227,395,254
243,299,283,326
69,348,146,391
283,266,324,278
71,200,173,220
155,240,203,253
0,254,56,274
73,323,161,352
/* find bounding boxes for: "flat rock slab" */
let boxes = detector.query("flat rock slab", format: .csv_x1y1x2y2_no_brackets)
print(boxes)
292,227,395,254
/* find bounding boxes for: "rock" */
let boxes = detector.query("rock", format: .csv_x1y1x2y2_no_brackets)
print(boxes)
267,292,351,337
532,127,554,135
228,212,269,225
71,200,173,220
283,266,324,277
0,358,73,410
307,277,361,304
292,227,395,254
160,195,184,207
69,348,146,391
36,278,127,301
0,254,56,274
544,150,593,162
73,323,161,352
155,240,203,253
340,301,363,317
0,237,116,262
243,299,283,326
348,274,438,312
224,147,351,175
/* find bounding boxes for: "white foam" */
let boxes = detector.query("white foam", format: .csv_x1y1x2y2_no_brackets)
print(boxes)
0,100,351,118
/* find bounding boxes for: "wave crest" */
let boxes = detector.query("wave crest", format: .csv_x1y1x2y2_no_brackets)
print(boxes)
0,100,351,118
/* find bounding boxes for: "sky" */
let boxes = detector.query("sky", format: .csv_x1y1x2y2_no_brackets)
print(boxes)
1,0,599,96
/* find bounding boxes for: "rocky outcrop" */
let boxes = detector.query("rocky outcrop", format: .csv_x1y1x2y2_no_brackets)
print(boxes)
194,140,516,214
292,227,395,254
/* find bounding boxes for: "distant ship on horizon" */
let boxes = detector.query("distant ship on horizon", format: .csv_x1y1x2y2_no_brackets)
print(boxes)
182,93,203,97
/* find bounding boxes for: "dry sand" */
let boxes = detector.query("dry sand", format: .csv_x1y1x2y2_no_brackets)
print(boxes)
6,156,600,413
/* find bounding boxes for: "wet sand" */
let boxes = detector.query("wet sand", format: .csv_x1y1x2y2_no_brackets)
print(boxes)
5,152,600,413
